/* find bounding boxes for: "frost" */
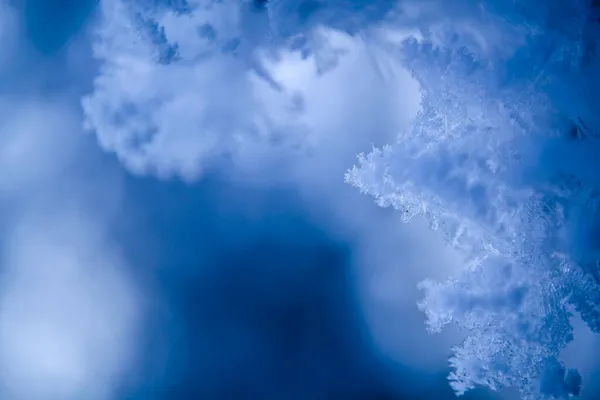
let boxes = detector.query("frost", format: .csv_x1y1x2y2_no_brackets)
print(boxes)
346,1,600,399
82,0,402,180
83,0,311,180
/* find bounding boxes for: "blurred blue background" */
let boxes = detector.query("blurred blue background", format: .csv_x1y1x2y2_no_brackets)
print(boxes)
5,1,594,399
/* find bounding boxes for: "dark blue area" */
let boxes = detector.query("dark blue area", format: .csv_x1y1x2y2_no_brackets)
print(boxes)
266,0,397,37
19,0,97,54
111,176,494,400
115,178,392,399
0,0,99,97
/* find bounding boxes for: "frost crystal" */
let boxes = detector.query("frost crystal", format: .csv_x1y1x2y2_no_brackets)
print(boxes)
346,1,600,399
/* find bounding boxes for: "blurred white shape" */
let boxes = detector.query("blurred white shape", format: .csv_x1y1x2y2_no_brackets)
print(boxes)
0,213,140,400
84,0,423,183
0,99,79,196
0,92,141,399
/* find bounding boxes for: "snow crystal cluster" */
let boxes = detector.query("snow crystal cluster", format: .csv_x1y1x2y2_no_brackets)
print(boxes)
82,0,396,180
347,1,600,399
83,0,301,180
